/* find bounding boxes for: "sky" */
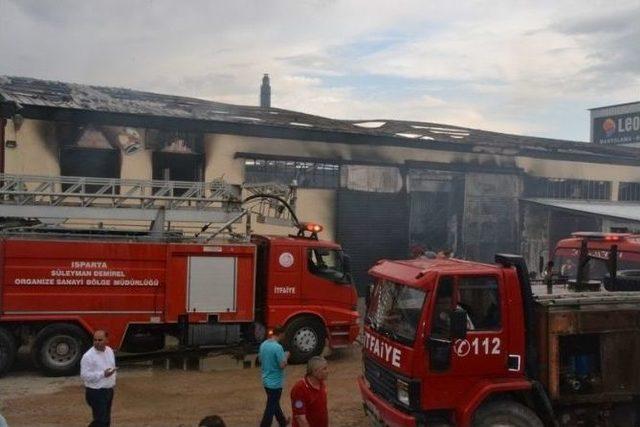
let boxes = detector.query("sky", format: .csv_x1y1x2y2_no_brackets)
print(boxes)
0,0,638,141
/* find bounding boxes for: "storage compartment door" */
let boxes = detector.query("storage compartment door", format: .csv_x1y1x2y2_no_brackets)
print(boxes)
187,257,236,313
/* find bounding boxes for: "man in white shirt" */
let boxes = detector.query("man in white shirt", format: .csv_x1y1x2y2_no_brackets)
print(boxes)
81,330,117,427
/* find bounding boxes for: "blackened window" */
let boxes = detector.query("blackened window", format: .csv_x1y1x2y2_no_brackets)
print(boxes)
152,152,204,197
525,177,610,200
244,158,339,189
152,152,203,182
149,130,204,196
59,147,120,193
619,182,640,201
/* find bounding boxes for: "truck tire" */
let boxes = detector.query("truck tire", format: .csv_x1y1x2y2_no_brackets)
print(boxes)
32,323,90,377
0,328,17,377
285,317,326,364
473,400,543,427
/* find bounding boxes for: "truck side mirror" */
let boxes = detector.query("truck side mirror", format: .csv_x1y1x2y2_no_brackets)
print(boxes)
365,283,374,309
342,253,352,274
340,253,353,284
450,308,468,339
427,337,452,372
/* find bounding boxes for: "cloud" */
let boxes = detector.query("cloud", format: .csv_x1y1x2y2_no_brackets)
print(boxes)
0,0,638,141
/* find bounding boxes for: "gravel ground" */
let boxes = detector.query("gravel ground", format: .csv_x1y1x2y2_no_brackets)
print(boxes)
0,344,368,427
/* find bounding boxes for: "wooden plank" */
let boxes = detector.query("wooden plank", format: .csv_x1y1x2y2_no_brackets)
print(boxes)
549,334,560,399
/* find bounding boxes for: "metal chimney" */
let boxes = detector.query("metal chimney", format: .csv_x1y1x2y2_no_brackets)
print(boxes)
260,74,271,108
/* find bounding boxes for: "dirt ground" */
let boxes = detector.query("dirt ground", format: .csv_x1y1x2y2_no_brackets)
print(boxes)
0,344,368,427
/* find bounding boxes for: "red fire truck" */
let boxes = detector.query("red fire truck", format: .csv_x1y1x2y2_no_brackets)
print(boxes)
358,247,640,426
0,174,359,376
549,231,640,291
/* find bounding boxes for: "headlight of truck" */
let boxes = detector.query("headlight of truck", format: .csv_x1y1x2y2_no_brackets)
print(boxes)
396,379,410,406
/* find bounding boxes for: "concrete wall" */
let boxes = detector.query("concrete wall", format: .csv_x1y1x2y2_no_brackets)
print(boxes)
7,118,640,260
521,204,551,272
10,121,640,191
205,133,640,188
3,119,59,178
248,189,336,241
517,156,640,183
121,130,152,181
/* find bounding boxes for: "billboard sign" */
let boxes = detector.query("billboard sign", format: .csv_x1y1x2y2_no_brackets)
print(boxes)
591,103,640,145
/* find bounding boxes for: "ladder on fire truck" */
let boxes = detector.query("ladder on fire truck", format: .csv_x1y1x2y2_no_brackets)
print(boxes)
0,173,298,240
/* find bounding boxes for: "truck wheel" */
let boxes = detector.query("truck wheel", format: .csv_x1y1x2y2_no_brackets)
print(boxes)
473,401,543,427
32,324,90,377
285,317,326,364
0,328,17,377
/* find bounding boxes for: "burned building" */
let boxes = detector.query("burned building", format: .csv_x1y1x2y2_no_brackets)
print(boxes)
2,76,640,294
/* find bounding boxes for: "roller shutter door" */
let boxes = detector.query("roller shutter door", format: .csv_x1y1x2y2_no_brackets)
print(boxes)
336,189,409,295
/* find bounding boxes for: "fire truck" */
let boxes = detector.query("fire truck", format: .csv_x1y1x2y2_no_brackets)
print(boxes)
358,236,640,426
548,231,640,292
0,174,359,376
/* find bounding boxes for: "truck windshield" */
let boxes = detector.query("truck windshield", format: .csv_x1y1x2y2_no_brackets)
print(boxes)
307,248,349,283
366,280,427,345
554,248,640,280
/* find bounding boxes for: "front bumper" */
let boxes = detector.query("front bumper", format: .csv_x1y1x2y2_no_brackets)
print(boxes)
358,375,417,427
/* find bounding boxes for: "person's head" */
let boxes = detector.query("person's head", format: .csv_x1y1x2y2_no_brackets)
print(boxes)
198,415,226,427
436,249,453,259
271,325,286,341
306,356,328,381
423,251,437,259
410,244,425,258
93,330,108,352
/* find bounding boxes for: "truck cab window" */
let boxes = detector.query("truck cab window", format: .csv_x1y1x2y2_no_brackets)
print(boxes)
554,250,640,282
431,276,500,334
307,248,347,282
458,276,501,330
366,280,427,344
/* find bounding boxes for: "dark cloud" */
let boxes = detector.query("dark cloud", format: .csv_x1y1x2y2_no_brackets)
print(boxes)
552,7,639,35
549,4,640,93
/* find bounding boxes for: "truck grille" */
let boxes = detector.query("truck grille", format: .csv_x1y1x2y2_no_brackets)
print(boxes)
364,356,399,403
364,356,420,410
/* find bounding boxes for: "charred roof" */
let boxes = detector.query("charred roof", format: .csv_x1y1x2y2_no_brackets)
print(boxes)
0,75,362,134
1,75,639,165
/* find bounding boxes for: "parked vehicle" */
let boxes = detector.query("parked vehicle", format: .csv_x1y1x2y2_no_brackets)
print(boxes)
549,231,640,292
358,250,640,426
0,174,359,376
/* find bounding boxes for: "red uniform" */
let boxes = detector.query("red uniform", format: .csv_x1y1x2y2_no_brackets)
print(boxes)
290,376,328,427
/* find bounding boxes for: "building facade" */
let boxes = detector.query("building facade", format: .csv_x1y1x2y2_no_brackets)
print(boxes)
2,76,640,293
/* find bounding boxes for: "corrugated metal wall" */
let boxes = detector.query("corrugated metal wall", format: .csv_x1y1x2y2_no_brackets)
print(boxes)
336,189,409,295
462,173,522,262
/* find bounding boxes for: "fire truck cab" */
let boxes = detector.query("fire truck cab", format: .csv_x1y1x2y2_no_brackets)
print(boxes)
253,232,359,362
549,231,640,291
359,253,640,426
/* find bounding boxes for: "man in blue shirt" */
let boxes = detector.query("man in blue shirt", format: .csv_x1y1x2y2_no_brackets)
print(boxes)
259,325,290,427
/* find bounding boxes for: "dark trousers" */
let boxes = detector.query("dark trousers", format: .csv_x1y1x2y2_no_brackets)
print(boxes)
85,387,114,427
260,387,287,427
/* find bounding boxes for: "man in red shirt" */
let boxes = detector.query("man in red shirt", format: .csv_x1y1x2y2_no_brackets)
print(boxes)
290,356,329,427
